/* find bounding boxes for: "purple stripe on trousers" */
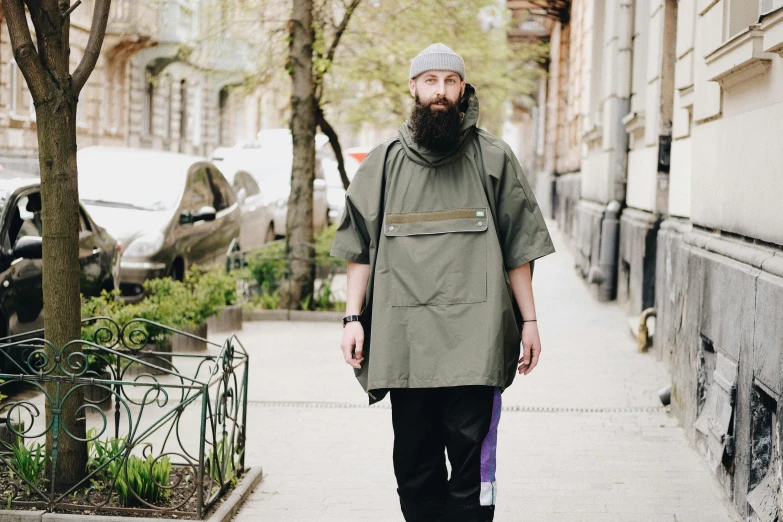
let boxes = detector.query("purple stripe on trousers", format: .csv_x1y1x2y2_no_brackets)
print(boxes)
480,387,502,483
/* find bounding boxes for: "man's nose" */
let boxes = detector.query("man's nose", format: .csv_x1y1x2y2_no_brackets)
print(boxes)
435,81,446,95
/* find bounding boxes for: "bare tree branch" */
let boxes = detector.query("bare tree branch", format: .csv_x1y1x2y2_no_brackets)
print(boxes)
25,0,68,80
61,0,77,64
316,105,350,190
72,0,110,93
324,0,360,65
62,0,80,18
2,0,50,101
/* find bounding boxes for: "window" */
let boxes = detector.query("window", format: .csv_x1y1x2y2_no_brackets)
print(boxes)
192,85,202,146
112,64,123,131
10,61,19,114
218,87,229,145
206,168,235,212
166,77,173,139
727,0,758,38
77,92,87,128
10,61,32,119
179,80,188,145
235,171,260,197
102,66,110,130
182,168,213,211
102,61,123,132
78,208,92,234
144,80,155,136
9,193,43,247
762,0,783,16
726,0,783,39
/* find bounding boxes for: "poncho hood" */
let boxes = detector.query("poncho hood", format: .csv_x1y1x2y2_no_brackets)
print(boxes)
398,83,479,168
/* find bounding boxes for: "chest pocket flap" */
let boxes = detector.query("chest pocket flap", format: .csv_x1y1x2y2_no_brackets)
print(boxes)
384,208,489,236
381,207,488,307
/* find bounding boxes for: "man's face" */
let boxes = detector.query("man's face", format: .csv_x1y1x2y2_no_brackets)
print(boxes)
409,71,466,109
407,71,466,152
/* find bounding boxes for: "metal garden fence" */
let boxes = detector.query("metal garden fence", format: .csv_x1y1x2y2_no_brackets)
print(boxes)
0,317,248,519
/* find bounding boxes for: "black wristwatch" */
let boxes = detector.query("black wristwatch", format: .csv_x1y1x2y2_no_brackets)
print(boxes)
342,314,361,327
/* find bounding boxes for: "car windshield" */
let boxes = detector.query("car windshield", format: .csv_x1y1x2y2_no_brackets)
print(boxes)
78,156,187,211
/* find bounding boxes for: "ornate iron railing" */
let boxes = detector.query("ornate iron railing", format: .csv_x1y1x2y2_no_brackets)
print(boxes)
0,317,248,519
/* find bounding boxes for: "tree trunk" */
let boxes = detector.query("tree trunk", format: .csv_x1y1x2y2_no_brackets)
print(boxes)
38,98,86,492
287,0,316,308
2,0,111,493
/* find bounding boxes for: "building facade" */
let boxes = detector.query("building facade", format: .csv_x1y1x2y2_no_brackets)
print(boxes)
527,0,783,518
0,0,272,174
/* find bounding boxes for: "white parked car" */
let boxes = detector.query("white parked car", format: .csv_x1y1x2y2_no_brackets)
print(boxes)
318,144,360,225
211,131,329,238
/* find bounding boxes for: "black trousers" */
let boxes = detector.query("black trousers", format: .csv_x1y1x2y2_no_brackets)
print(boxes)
390,386,501,522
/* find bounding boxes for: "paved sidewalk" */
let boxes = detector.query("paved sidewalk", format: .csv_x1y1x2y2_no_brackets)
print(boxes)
232,220,741,522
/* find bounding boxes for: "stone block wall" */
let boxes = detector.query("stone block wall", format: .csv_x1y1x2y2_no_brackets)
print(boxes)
656,220,783,520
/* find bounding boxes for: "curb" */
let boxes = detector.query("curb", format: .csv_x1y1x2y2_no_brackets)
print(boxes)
205,465,264,522
243,309,343,322
0,465,264,522
0,512,46,522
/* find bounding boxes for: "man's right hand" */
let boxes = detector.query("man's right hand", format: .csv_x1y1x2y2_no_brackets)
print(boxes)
341,322,365,369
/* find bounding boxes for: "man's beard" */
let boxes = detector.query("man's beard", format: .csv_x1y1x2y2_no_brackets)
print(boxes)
410,93,462,153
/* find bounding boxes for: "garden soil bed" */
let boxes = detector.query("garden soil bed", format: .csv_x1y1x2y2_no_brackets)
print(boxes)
0,465,247,519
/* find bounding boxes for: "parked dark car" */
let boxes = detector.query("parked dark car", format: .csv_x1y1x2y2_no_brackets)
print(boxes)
77,147,241,299
0,170,120,373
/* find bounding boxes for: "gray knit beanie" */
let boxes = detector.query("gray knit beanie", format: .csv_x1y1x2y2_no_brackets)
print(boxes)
409,43,466,81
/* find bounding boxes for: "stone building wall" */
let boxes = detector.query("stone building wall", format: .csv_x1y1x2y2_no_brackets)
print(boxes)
534,0,783,518
0,0,268,174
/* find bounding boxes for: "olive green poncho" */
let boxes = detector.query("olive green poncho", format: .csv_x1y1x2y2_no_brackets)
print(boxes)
331,85,555,403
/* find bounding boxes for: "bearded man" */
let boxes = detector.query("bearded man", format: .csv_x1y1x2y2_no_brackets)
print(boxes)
331,43,555,522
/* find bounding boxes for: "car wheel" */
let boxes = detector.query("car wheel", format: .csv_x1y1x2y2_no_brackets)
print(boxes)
102,278,116,295
169,259,184,282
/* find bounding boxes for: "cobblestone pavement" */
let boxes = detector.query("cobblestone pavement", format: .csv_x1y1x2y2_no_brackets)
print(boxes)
232,220,741,522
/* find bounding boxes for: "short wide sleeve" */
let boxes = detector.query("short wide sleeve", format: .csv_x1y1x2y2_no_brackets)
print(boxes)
331,188,371,264
330,145,388,264
494,150,555,270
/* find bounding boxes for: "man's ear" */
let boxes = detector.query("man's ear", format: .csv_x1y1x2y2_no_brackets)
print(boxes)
460,81,466,98
409,78,416,98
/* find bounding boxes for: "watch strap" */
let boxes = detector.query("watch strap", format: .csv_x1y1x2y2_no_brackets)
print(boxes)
342,314,361,327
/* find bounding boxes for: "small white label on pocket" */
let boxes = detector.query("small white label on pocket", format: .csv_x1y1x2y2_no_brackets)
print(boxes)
476,210,485,217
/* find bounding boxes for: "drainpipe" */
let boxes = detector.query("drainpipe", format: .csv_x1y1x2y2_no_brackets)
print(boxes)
589,0,633,301
587,199,621,300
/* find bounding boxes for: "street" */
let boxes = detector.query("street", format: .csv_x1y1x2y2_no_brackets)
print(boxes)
232,220,741,522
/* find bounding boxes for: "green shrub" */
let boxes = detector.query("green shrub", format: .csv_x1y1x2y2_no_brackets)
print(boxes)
182,266,238,324
244,225,346,311
87,431,172,508
246,241,287,293
8,438,47,492
81,266,239,346
86,427,126,477
244,288,281,310
315,224,346,272
109,454,172,507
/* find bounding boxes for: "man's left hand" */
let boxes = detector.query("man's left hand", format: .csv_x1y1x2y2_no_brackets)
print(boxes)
518,322,541,375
